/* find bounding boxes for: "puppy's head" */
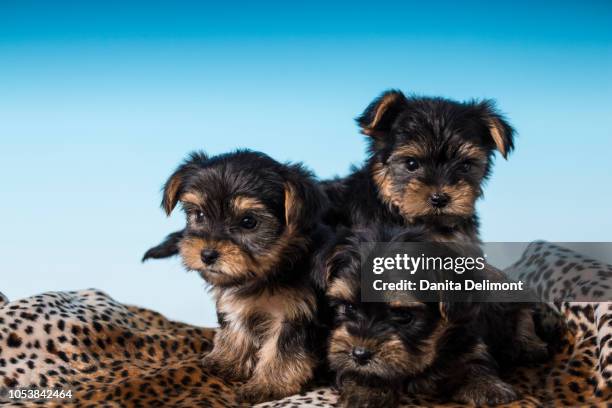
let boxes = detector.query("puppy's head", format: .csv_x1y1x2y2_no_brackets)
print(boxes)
324,226,473,383
161,150,324,287
358,90,514,224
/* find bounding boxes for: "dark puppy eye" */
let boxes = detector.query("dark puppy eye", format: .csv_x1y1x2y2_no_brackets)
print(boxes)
343,303,357,316
239,215,257,229
405,157,420,172
338,303,355,315
195,210,205,223
460,161,472,172
394,311,414,325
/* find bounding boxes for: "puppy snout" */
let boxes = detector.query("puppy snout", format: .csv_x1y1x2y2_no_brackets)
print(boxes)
201,249,220,265
429,192,450,208
351,346,372,365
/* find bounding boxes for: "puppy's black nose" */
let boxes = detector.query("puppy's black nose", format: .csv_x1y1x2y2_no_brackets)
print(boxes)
201,249,220,265
429,193,450,208
351,347,372,365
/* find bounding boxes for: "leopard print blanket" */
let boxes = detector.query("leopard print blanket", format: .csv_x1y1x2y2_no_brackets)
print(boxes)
1,242,611,407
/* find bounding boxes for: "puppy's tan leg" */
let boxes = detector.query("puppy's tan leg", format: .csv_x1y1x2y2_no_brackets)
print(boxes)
237,321,316,403
202,324,256,381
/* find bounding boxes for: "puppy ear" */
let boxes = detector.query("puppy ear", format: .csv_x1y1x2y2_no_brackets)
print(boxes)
162,171,184,215
161,151,208,215
356,89,408,139
439,301,480,323
312,227,354,291
478,100,515,159
282,164,326,231
142,230,184,262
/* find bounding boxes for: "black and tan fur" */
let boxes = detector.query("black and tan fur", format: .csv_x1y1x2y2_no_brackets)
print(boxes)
319,92,547,404
140,91,545,405
322,89,515,242
321,225,548,407
143,150,330,403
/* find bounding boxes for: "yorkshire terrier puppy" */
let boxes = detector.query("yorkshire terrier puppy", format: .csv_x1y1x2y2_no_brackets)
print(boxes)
143,150,330,403
323,89,515,242
322,224,548,408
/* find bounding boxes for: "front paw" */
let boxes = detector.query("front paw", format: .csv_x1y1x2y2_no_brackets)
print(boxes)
236,379,297,404
339,385,399,408
454,378,518,406
202,353,245,381
515,323,551,365
519,339,550,365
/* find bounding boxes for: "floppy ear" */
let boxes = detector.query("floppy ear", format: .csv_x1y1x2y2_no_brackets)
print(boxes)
439,301,481,323
312,241,338,292
432,241,482,322
311,227,354,291
161,170,184,215
161,151,208,215
356,89,408,139
142,230,184,262
282,164,326,231
478,100,515,159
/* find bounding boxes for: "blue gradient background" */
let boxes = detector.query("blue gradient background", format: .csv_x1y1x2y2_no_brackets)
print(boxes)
1,1,611,326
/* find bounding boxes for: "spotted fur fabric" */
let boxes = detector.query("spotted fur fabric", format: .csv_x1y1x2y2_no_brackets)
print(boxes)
1,242,611,407
0,291,233,407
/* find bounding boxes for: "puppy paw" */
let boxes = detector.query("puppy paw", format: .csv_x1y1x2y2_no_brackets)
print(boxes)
201,354,245,381
201,353,221,371
236,380,298,404
455,378,518,406
519,337,550,365
339,385,399,408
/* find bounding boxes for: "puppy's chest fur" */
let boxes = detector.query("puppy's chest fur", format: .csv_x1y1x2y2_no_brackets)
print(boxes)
417,218,480,243
215,287,315,343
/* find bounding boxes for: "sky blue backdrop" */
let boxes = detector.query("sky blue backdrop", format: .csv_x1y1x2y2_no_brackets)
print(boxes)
1,1,611,325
